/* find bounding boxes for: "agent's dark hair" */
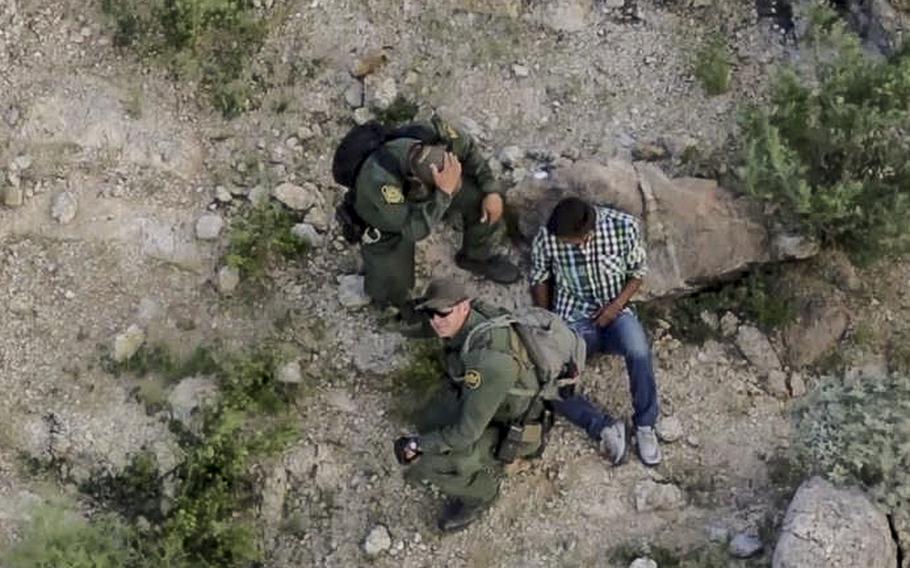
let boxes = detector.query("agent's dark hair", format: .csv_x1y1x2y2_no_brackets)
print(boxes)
546,197,595,238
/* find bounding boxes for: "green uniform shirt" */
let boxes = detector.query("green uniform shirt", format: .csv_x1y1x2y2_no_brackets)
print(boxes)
353,119,502,242
420,305,539,454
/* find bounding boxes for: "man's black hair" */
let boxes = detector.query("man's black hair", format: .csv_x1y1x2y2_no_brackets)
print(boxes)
546,197,595,238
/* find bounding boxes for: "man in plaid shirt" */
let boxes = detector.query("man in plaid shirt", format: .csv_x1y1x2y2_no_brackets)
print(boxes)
530,197,661,466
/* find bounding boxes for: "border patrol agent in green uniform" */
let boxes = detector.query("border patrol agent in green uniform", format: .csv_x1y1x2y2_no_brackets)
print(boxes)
393,279,548,532
353,118,520,312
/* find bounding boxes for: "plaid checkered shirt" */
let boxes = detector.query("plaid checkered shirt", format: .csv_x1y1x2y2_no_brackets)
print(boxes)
529,206,648,323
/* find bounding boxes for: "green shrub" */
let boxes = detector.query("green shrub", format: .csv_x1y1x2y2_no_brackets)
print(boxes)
373,96,420,125
792,373,910,513
108,344,219,381
224,203,309,284
388,339,445,421
100,0,267,117
694,39,732,95
739,5,910,261
2,505,131,568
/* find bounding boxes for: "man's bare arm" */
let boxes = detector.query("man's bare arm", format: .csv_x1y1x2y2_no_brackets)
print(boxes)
530,282,551,310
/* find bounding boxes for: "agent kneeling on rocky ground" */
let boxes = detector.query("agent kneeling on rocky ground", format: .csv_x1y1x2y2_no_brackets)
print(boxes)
530,197,662,467
332,117,520,327
394,278,585,532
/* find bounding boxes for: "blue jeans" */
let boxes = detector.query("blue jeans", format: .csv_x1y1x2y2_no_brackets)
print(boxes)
551,310,659,439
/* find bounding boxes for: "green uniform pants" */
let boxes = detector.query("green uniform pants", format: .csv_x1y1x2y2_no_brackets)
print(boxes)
362,179,502,307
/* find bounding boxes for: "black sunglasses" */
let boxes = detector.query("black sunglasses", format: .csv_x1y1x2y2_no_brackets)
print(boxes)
420,307,455,318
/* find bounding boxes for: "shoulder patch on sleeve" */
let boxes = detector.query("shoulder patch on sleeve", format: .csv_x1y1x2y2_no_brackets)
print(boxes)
463,369,482,389
380,184,404,204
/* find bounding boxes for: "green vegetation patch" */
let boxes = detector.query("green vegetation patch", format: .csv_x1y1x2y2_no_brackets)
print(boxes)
739,6,910,262
224,202,309,285
388,338,445,421
792,373,910,514
100,0,268,118
693,38,732,96
1,504,133,568
638,266,796,343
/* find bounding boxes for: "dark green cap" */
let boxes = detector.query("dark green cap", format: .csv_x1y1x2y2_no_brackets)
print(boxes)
415,278,469,311
407,144,447,185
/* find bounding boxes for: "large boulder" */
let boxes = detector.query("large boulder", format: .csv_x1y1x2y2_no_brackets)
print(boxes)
773,477,898,568
507,160,807,299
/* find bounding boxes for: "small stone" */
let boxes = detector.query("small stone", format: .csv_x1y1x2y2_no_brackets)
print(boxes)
632,142,667,161
291,223,323,247
729,532,763,558
13,155,32,170
363,524,392,556
353,107,375,125
217,266,240,295
277,360,302,384
788,372,807,398
629,558,657,568
297,126,315,141
656,415,683,443
51,191,78,224
707,523,730,542
351,48,388,78
686,435,701,448
634,479,685,512
344,81,364,108
9,297,32,315
499,146,524,167
248,185,269,206
272,182,318,211
512,63,530,78
3,106,20,127
404,71,419,85
3,185,23,208
369,77,398,110
720,312,739,337
214,186,233,203
338,274,371,308
699,310,719,330
195,213,224,240
113,324,146,363
766,370,790,398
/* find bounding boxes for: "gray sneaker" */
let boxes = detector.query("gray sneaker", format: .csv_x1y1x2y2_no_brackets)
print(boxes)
635,426,662,467
598,422,628,466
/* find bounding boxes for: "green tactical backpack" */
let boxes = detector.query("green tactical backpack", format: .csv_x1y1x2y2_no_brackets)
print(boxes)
461,306,586,401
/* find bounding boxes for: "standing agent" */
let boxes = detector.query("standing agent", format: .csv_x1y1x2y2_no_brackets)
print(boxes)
528,197,662,466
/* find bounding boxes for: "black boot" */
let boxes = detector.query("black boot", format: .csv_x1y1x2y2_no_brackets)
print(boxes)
436,498,496,533
455,254,520,284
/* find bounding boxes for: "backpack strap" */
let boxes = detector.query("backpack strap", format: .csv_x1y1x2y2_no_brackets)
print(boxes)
461,315,540,398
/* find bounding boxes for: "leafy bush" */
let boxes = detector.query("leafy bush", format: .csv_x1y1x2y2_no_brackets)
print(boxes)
2,505,131,568
388,339,445,420
739,5,910,261
792,373,910,513
693,39,732,95
100,0,267,117
224,203,309,284
373,96,420,125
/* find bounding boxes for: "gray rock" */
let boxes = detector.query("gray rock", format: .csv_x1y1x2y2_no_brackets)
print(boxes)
195,213,224,241
248,185,269,206
730,532,763,558
277,360,302,384
364,524,392,556
3,105,20,127
771,233,820,260
51,191,78,224
217,266,240,295
3,185,23,208
788,372,807,398
602,0,625,7
353,107,375,125
629,559,657,568
338,275,371,308
291,223,323,247
736,325,782,374
367,76,398,110
512,63,530,78
783,304,848,368
168,376,219,426
773,477,897,568
766,370,790,399
214,186,233,203
700,310,720,330
113,324,145,363
344,81,364,108
272,182,320,211
720,312,740,337
656,415,683,443
499,145,524,167
634,479,685,512
13,154,33,171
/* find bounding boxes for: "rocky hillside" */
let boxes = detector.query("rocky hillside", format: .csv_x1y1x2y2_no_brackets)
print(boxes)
1,1,908,566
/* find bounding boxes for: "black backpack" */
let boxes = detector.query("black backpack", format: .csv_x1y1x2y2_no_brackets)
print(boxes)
331,121,439,243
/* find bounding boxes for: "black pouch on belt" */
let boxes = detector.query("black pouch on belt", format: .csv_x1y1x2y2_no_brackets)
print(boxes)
496,424,525,464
